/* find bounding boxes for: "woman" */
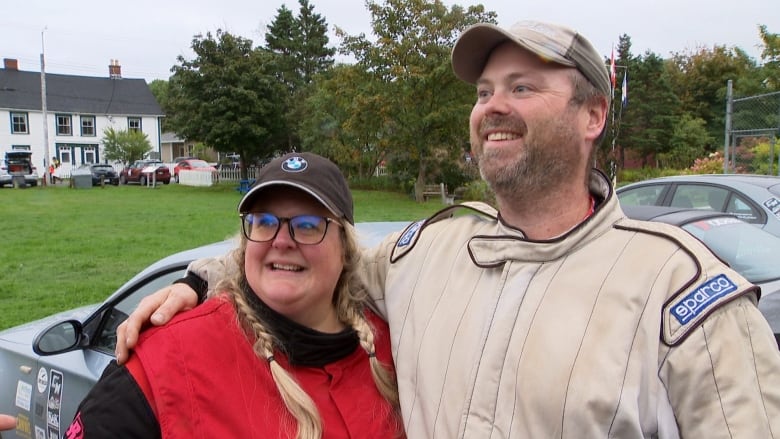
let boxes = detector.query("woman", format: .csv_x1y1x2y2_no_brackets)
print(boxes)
65,153,402,439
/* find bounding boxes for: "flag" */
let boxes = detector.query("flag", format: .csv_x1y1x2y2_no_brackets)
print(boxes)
621,72,628,108
609,47,617,88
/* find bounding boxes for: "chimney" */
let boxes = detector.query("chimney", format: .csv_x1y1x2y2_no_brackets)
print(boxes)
3,58,19,71
108,59,122,79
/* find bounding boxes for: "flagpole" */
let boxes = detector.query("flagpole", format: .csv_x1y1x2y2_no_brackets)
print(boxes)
609,45,617,185
40,26,50,187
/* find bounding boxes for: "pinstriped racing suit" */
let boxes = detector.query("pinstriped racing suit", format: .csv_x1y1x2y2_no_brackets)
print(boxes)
187,169,780,438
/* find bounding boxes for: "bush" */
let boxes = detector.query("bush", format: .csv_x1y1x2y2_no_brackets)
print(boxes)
460,179,496,206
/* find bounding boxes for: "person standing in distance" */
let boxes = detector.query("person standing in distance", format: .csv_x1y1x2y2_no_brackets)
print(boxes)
116,20,780,438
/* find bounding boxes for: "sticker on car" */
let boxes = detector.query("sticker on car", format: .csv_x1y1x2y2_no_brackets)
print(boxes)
16,380,32,411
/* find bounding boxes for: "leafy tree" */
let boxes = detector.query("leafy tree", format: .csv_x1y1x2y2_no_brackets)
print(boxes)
337,0,494,201
101,127,152,165
667,45,758,142
758,25,780,90
657,114,713,169
299,64,390,179
166,30,287,178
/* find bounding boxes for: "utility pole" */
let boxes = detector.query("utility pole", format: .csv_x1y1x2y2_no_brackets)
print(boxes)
40,27,50,186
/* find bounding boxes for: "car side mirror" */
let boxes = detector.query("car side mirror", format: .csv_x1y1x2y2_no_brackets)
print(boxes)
33,320,85,355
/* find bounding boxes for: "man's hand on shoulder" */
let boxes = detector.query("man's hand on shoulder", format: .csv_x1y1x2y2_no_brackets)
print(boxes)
115,283,199,364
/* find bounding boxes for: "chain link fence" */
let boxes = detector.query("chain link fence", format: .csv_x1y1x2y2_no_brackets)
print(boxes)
724,81,780,174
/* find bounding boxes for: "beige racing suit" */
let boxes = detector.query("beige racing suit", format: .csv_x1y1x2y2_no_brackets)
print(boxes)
189,170,780,438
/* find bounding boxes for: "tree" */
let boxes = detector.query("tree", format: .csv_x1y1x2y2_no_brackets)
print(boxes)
299,64,392,180
101,127,152,165
338,0,495,201
265,0,335,150
166,30,287,178
667,45,758,142
657,114,713,169
759,25,780,90
612,48,680,168
148,79,171,131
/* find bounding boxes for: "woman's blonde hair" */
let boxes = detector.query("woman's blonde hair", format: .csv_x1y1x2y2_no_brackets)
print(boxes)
216,220,400,439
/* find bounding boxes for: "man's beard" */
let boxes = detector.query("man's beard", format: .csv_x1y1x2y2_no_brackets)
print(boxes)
471,110,582,202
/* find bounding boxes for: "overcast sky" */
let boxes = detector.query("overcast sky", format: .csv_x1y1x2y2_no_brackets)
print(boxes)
1,0,777,82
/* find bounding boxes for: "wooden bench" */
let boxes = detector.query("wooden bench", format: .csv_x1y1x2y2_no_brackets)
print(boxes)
423,183,447,202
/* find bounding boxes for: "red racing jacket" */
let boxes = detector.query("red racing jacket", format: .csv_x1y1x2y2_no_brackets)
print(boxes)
65,297,401,438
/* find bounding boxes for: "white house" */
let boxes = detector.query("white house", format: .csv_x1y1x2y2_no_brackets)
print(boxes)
0,58,164,177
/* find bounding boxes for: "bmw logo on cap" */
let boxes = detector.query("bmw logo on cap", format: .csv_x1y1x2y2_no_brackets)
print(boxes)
282,156,308,172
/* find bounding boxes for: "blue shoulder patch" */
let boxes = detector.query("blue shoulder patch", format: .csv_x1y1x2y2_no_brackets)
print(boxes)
397,220,423,247
671,274,738,325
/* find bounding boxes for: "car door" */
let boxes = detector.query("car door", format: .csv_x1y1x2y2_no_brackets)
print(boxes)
0,268,187,439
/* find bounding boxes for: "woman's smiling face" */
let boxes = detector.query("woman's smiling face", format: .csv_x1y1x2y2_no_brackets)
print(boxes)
243,186,345,332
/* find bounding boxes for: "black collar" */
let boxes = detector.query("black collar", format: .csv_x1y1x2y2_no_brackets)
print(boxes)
241,281,359,367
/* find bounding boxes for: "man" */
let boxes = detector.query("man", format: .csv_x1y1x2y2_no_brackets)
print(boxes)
118,20,780,437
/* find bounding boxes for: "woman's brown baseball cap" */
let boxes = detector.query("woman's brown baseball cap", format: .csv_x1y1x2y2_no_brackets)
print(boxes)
237,152,354,225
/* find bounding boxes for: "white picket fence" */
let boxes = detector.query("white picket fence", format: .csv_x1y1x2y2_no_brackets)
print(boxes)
51,163,260,185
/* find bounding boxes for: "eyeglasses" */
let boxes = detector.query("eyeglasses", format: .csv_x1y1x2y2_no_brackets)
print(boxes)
240,213,342,245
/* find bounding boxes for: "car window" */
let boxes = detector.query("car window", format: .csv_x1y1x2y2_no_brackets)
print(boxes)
669,185,707,209
617,184,666,206
725,194,761,223
92,268,186,354
682,217,780,283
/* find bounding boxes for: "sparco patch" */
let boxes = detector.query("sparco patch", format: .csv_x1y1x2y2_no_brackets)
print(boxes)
671,274,738,325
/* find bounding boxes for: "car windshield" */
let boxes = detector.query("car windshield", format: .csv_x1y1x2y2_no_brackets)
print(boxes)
682,216,780,283
189,160,210,168
92,165,113,170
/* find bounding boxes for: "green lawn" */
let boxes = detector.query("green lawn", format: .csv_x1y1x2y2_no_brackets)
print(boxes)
0,182,444,330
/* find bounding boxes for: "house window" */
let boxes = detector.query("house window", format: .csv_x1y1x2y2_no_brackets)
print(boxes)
59,146,72,164
81,116,96,136
11,145,31,151
83,146,97,164
128,117,141,132
10,112,29,134
56,114,73,136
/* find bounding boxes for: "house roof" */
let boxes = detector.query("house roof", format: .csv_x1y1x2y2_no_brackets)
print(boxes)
0,68,163,116
161,132,184,143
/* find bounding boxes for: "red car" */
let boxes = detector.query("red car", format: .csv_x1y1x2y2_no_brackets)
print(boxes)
173,159,219,183
119,160,171,185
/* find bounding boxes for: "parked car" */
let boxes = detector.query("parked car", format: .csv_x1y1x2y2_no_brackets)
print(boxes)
0,221,409,439
617,174,780,238
79,164,119,186
172,156,196,165
119,160,171,185
0,151,38,188
173,159,219,183
623,205,780,340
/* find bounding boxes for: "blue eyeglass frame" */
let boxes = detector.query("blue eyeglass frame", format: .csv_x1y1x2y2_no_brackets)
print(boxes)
239,212,342,245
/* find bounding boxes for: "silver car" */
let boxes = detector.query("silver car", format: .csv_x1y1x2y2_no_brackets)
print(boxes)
0,222,409,439
617,174,780,238
623,205,780,347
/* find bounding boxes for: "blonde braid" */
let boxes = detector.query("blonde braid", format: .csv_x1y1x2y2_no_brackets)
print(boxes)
333,225,401,416
347,310,400,408
220,244,322,439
